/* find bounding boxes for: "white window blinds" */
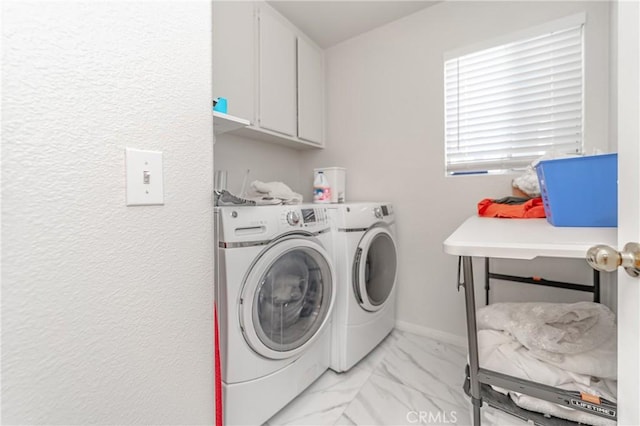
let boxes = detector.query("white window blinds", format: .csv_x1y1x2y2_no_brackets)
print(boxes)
445,22,584,175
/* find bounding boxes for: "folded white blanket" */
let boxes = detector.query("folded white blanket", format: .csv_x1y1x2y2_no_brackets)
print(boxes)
480,329,617,426
540,333,617,380
479,330,617,400
245,180,303,205
477,302,616,363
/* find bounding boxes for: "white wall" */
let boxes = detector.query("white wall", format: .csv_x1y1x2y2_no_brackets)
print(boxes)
214,134,304,197
301,1,612,338
2,2,214,424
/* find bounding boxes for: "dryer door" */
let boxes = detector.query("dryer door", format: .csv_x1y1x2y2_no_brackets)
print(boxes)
353,226,397,312
240,237,335,360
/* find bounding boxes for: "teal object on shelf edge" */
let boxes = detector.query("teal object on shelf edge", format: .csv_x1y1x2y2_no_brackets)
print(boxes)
213,97,228,114
536,153,618,227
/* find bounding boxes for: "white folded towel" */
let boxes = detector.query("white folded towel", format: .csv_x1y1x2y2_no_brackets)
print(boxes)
245,180,303,205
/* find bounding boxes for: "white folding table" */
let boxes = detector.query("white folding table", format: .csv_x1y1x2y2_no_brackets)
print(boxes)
443,216,617,425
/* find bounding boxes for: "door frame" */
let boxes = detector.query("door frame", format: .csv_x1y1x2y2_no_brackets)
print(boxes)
615,0,640,424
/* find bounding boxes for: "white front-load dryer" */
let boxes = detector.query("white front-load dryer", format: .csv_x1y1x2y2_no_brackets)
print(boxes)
327,202,398,373
215,205,335,425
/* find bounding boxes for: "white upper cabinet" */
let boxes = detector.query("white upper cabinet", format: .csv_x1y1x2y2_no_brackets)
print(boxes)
212,1,255,123
212,1,325,149
297,37,324,144
258,6,297,137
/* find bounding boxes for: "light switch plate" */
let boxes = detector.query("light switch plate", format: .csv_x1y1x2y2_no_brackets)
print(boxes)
126,148,164,206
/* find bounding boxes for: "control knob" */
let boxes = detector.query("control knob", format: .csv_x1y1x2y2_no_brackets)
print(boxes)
286,210,301,226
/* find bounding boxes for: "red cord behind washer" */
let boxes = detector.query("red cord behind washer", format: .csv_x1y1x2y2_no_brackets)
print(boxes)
214,304,222,426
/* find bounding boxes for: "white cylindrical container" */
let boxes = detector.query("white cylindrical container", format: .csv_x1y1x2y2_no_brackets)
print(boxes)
314,167,346,203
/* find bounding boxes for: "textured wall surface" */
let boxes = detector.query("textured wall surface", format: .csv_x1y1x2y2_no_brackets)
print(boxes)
2,1,214,424
300,1,612,338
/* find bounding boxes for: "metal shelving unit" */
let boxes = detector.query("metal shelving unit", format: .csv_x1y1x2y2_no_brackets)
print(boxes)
444,216,617,425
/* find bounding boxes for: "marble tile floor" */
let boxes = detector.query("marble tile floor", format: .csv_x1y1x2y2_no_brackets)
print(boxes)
265,329,529,426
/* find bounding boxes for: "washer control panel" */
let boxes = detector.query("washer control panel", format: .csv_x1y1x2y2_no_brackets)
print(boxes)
281,206,329,229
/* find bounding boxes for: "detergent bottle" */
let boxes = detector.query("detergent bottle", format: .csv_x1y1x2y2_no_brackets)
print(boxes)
313,171,331,203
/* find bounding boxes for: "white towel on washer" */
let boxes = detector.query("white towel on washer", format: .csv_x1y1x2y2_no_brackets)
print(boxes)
245,180,303,205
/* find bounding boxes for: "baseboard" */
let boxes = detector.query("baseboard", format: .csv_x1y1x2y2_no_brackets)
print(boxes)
394,320,468,348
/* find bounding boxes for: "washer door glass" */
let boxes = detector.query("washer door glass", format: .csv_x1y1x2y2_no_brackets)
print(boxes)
354,227,397,312
241,238,334,359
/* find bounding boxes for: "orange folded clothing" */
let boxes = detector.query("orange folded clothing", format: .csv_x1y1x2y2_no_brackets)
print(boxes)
478,196,546,218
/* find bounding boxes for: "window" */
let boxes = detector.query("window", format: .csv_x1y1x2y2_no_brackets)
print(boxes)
444,15,585,175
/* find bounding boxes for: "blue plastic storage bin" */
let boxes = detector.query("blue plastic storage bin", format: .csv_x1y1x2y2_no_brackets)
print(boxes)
535,153,618,227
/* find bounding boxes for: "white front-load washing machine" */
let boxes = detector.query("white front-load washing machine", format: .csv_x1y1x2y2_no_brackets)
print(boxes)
327,202,398,373
214,205,335,425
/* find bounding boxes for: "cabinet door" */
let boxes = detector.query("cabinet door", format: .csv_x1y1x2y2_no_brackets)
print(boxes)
212,1,255,122
297,37,324,145
258,7,297,137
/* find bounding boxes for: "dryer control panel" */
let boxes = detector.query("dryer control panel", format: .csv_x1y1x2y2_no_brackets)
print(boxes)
380,204,393,216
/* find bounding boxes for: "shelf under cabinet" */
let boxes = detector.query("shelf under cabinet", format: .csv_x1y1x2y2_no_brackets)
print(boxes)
213,111,323,150
229,125,323,150
213,111,250,135
232,126,322,149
